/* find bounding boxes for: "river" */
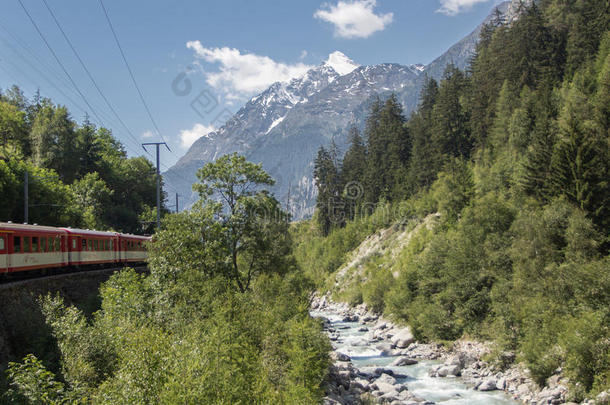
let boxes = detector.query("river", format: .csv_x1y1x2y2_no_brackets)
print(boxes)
312,307,521,405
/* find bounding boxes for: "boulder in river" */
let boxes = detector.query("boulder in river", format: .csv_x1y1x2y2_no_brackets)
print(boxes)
477,378,498,391
391,327,415,348
436,364,461,377
390,356,418,366
331,351,351,362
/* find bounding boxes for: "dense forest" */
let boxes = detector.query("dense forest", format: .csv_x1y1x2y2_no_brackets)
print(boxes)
298,0,609,400
0,87,162,234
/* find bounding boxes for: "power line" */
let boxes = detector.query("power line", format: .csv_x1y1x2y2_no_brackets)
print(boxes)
40,0,149,157
98,0,172,151
16,0,105,128
0,16,151,160
0,48,147,160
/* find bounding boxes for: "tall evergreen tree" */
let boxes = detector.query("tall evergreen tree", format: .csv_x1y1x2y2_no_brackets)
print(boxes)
407,77,439,192
341,127,367,219
364,95,410,203
313,144,342,235
519,94,557,201
432,65,472,161
551,76,609,229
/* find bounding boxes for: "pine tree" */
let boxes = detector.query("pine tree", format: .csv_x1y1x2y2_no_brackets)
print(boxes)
432,65,472,161
341,127,367,219
488,80,519,159
550,79,607,219
407,77,439,192
313,144,342,235
364,95,409,203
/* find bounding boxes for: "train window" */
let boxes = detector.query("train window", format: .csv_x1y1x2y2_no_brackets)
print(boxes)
41,237,47,252
14,236,21,253
88,240,93,251
82,239,87,250
94,240,98,251
72,239,76,250
31,237,38,252
23,237,30,253
0,236,4,250
55,238,61,251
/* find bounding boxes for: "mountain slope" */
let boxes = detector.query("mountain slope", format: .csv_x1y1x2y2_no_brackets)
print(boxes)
164,2,513,218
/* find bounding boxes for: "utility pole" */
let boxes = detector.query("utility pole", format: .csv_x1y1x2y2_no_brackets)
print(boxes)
24,170,28,224
142,142,170,229
175,193,180,213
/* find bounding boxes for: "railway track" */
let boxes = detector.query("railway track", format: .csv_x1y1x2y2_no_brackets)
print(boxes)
0,265,148,290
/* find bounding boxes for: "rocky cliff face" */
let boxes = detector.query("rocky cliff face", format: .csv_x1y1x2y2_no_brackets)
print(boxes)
164,2,515,219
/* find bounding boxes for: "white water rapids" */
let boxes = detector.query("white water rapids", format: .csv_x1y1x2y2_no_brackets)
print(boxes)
312,308,521,405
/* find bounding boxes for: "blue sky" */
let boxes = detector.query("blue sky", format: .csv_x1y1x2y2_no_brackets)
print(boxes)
0,0,502,170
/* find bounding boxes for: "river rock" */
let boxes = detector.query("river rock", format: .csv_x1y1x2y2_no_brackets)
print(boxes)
437,364,461,377
352,377,371,391
376,342,395,355
331,351,351,362
390,356,418,366
391,327,415,348
362,314,377,322
375,373,398,385
477,378,497,391
379,390,401,402
445,353,464,368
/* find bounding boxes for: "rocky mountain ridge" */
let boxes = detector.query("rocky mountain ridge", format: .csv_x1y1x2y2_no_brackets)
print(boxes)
164,1,516,218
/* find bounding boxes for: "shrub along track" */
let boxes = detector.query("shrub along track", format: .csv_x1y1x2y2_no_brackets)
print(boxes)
0,265,147,395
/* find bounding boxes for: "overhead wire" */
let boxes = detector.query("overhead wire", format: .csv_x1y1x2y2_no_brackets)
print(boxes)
10,1,192,206
0,12,149,159
40,0,151,159
16,0,106,128
98,0,173,151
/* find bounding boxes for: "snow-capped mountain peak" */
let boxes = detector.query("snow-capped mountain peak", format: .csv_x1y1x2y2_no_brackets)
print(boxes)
324,51,359,76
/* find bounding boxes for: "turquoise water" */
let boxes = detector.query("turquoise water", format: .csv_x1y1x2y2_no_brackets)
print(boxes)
312,309,521,405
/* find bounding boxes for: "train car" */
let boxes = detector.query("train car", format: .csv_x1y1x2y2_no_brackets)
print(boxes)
0,222,68,274
118,233,150,264
60,228,120,267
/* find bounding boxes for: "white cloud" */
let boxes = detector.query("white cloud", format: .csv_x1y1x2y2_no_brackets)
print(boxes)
186,41,313,100
437,0,491,15
300,50,308,59
141,130,155,139
179,123,216,149
314,0,393,39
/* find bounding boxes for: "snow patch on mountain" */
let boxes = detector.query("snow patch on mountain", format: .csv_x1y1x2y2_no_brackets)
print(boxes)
266,115,286,134
325,51,359,75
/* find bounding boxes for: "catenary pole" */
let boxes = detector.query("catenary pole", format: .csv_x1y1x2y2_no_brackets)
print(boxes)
24,170,28,224
142,142,170,228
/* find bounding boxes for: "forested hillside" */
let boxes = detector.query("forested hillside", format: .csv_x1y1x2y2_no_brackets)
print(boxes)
296,0,610,400
0,87,161,233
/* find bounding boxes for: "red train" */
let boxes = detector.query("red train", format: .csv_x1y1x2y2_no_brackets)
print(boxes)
0,222,150,274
